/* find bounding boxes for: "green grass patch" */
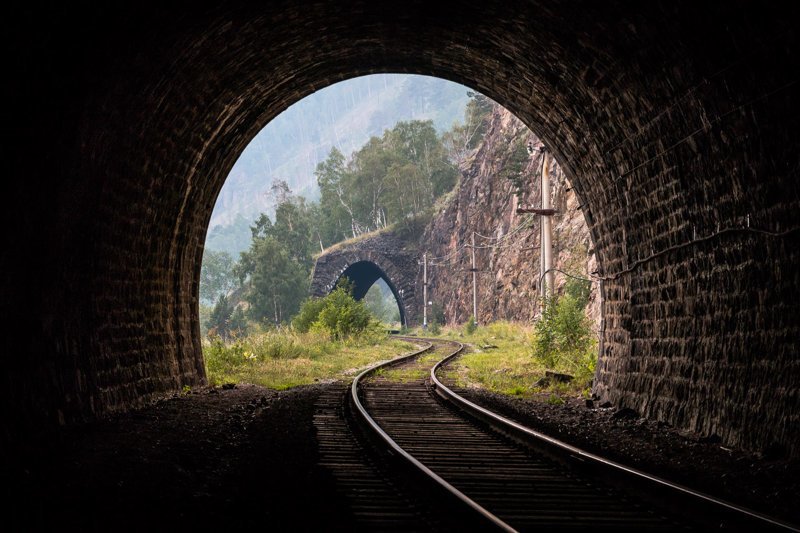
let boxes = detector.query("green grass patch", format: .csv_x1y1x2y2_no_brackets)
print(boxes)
378,351,441,382
424,320,596,402
203,327,418,389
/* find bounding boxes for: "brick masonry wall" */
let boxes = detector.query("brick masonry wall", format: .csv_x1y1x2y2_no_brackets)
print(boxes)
3,1,798,456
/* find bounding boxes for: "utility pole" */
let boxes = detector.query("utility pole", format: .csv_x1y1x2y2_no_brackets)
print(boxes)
541,149,554,303
423,252,428,329
471,231,478,324
517,146,558,312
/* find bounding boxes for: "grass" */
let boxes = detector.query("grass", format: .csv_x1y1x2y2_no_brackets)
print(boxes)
409,320,596,402
203,317,596,402
377,351,441,382
203,328,419,390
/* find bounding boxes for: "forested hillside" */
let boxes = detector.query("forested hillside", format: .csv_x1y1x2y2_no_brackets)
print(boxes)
206,74,472,256
200,93,494,331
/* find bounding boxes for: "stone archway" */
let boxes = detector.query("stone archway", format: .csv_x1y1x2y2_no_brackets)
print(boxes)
311,233,420,327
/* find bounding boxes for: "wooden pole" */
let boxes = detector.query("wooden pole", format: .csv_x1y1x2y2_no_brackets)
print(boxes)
472,231,478,324
541,150,554,302
423,252,428,329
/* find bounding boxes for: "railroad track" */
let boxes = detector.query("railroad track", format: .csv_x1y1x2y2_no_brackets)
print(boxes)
317,337,798,532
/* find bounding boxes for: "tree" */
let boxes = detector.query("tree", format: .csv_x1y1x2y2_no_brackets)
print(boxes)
200,250,237,305
271,196,315,268
243,236,308,325
313,117,463,249
229,306,249,337
384,120,457,207
207,294,233,339
233,182,319,327
316,147,358,242
501,138,531,195
442,92,494,166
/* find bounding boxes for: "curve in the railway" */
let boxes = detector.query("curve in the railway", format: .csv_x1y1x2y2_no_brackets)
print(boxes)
349,337,799,533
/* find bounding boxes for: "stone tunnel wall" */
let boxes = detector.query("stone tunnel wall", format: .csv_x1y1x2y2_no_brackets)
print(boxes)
310,232,421,326
3,2,798,457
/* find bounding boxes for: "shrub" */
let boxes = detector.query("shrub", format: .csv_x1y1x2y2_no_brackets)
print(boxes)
204,336,248,377
565,277,591,308
293,297,327,333
464,315,477,335
315,287,373,340
533,284,596,380
294,281,376,341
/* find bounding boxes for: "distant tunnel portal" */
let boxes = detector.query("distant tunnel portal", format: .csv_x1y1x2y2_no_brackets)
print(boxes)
335,261,406,327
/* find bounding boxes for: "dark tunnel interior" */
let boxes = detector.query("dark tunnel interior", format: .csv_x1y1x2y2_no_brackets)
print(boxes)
337,261,407,326
3,1,799,460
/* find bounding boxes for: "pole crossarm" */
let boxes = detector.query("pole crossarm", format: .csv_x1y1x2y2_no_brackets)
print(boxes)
516,207,558,216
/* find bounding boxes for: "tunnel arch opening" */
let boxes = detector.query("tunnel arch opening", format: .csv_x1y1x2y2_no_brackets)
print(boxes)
335,262,407,328
205,72,588,340
7,2,798,457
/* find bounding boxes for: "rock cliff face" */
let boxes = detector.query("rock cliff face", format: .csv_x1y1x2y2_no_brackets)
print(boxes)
420,107,599,326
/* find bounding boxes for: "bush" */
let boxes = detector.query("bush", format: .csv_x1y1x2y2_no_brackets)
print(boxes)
204,336,248,377
565,277,591,307
464,315,477,335
315,287,373,340
293,297,327,333
533,284,596,380
292,281,375,341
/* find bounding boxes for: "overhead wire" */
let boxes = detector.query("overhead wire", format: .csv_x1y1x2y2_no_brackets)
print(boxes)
427,214,538,266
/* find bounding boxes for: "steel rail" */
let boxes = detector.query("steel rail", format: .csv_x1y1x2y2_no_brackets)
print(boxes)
350,338,517,533
429,342,800,533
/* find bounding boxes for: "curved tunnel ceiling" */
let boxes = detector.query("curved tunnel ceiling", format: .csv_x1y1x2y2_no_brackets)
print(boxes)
5,1,799,455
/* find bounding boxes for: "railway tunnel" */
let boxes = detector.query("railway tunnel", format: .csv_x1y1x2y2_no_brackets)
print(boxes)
4,0,798,460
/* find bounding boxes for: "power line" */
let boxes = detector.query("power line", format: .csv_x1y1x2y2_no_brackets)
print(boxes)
426,214,535,264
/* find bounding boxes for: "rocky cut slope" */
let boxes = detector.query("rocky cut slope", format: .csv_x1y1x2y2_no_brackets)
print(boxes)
420,106,600,326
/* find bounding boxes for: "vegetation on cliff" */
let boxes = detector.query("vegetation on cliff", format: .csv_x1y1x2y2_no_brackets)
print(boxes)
207,75,474,255
201,92,493,332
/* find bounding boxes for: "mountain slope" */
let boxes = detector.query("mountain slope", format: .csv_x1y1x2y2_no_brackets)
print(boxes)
420,106,600,325
207,74,472,255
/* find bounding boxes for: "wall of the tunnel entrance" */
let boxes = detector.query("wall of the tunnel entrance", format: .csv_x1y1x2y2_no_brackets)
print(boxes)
3,2,799,457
